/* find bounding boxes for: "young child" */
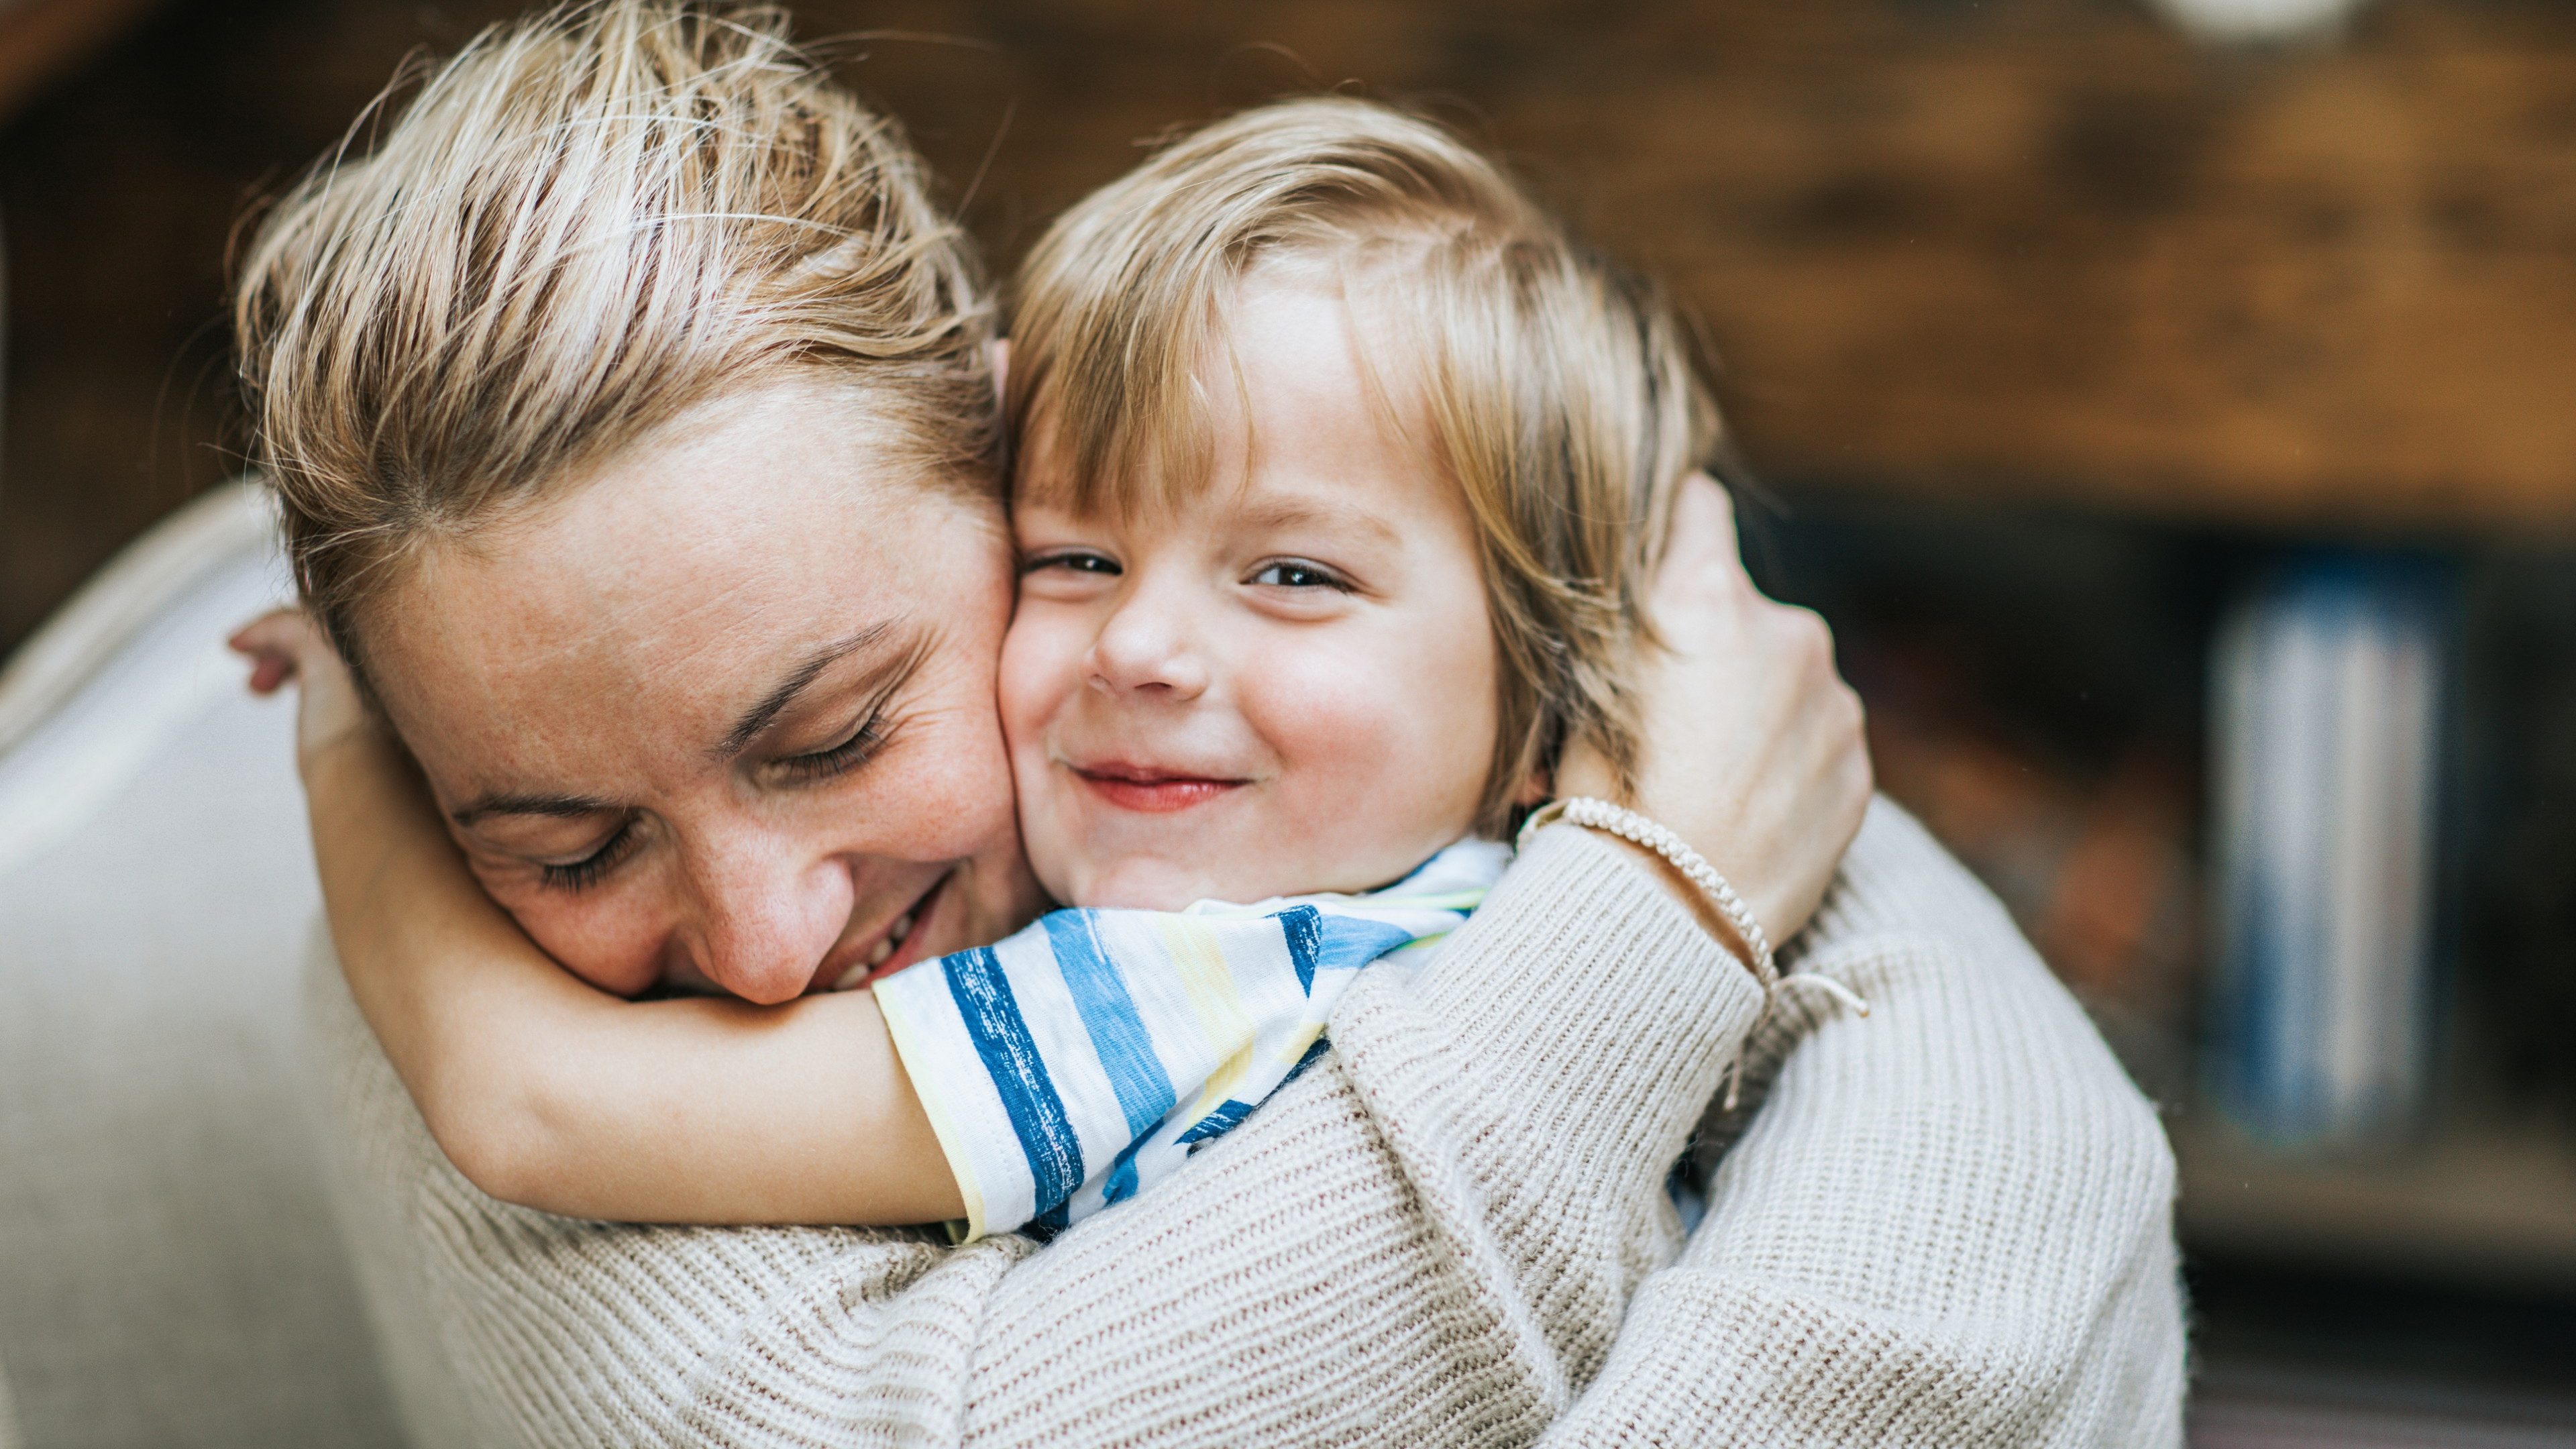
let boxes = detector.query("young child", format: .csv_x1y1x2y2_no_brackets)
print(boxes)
283,94,1724,1241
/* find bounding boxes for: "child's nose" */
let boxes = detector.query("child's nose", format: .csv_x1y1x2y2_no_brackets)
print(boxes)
1089,588,1210,700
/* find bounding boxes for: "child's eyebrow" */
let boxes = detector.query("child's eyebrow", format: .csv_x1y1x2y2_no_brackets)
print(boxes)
1233,497,1401,547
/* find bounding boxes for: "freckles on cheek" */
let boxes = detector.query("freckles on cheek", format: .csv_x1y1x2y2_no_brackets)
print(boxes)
494,889,666,996
886,710,1024,857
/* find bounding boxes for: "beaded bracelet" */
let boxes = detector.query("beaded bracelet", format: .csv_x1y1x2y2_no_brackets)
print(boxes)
1517,796,1776,989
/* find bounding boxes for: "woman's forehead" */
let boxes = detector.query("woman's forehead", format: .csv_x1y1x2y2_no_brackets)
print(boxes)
360,394,1008,783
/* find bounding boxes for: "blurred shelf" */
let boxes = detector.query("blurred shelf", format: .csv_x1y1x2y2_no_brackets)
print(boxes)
0,0,167,123
2175,1113,2576,1291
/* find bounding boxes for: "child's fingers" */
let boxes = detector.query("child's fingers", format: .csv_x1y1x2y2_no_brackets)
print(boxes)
247,655,297,694
228,608,320,695
228,607,307,655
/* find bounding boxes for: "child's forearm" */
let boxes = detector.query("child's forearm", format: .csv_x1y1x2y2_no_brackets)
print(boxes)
302,729,963,1225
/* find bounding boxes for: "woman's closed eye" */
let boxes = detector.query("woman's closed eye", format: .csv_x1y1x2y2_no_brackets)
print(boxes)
772,708,892,785
538,817,641,893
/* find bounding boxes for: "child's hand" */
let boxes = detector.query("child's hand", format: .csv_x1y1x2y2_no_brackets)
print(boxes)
1556,474,1870,950
228,608,378,773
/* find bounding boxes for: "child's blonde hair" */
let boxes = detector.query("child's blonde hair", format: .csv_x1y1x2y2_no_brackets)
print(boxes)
1008,97,1723,836
234,1,996,683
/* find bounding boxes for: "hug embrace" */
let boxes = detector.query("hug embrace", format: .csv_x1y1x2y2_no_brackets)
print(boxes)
225,3,2186,1443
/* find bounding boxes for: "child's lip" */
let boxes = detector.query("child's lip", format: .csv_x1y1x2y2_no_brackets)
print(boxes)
1071,762,1248,814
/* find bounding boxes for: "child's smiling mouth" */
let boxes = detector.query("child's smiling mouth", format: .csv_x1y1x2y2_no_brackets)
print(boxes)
1071,761,1250,814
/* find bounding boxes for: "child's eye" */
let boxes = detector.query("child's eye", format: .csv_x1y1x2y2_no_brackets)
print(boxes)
1248,559,1352,592
1022,549,1121,577
538,818,641,893
775,710,890,785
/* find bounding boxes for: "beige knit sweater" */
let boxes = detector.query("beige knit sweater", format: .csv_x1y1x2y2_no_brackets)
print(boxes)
307,802,2185,1447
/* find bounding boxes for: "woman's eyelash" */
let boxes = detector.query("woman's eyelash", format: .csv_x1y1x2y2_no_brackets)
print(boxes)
776,710,889,784
539,819,639,893
1250,559,1353,592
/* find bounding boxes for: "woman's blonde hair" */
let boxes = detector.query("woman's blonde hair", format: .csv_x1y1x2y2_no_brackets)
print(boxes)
233,1,995,682
1008,97,1721,835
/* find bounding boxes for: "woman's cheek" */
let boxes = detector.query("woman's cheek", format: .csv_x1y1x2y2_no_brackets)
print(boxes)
480,873,670,998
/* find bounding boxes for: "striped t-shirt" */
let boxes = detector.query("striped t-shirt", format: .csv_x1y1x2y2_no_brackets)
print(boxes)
873,839,1509,1241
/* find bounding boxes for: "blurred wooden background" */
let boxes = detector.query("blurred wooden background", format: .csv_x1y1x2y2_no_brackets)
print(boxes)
5,0,2575,653
13,4,2576,1426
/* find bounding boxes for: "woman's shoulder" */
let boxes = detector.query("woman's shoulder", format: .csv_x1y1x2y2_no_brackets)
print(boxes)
1782,798,2172,1146
1795,796,2034,962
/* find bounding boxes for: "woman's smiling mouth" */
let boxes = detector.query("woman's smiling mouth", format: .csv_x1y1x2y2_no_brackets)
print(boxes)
827,871,951,991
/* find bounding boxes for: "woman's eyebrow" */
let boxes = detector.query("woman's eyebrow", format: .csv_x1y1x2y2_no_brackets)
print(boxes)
449,792,614,828
713,622,895,760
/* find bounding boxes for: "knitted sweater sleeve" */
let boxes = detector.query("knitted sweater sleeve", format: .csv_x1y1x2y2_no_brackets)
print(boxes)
1536,800,2190,1448
309,824,1762,1449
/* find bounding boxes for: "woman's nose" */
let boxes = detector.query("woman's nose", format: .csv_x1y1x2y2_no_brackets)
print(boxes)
1088,580,1209,700
678,827,852,1004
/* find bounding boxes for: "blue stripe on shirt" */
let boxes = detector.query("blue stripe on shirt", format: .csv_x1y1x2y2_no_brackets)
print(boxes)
1278,907,1417,996
1280,906,1324,996
1307,912,1418,976
1042,911,1177,1138
942,947,1085,1217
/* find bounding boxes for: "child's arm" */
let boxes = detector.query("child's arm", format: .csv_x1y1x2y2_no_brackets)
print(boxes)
304,723,962,1224
240,609,961,1225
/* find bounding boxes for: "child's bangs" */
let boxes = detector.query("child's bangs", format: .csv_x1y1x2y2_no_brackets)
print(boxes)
1013,295,1224,523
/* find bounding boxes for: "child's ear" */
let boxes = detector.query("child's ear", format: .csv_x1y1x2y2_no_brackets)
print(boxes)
1515,768,1551,808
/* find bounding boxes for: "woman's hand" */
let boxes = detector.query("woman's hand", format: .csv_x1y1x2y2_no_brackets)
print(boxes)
1556,474,1870,949
229,608,376,773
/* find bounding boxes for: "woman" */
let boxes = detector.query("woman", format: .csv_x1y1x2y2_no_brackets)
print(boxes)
235,4,2184,1444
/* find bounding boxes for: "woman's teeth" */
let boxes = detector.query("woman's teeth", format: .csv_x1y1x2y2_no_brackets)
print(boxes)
870,911,917,966
831,909,919,991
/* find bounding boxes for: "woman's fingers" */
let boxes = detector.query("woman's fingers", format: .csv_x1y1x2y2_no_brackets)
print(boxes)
1666,472,1740,570
1590,479,1872,946
1652,474,1752,619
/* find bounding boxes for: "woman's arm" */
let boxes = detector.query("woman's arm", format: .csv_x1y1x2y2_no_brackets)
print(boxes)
1536,804,2186,1447
305,819,1757,1446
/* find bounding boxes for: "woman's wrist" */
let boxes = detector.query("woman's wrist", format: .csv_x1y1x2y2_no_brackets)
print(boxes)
1523,802,1770,983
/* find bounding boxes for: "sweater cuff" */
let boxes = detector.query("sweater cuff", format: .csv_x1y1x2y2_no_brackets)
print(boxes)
1407,823,1766,1157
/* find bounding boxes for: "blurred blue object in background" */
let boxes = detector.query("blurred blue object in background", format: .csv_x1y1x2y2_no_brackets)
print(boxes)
2207,552,2457,1149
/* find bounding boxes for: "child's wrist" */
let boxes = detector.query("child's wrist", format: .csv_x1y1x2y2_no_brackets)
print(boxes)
297,714,402,795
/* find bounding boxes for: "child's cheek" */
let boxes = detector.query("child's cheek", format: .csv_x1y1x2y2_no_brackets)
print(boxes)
996,604,1073,753
1252,637,1415,792
1256,623,1497,849
994,603,1087,893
